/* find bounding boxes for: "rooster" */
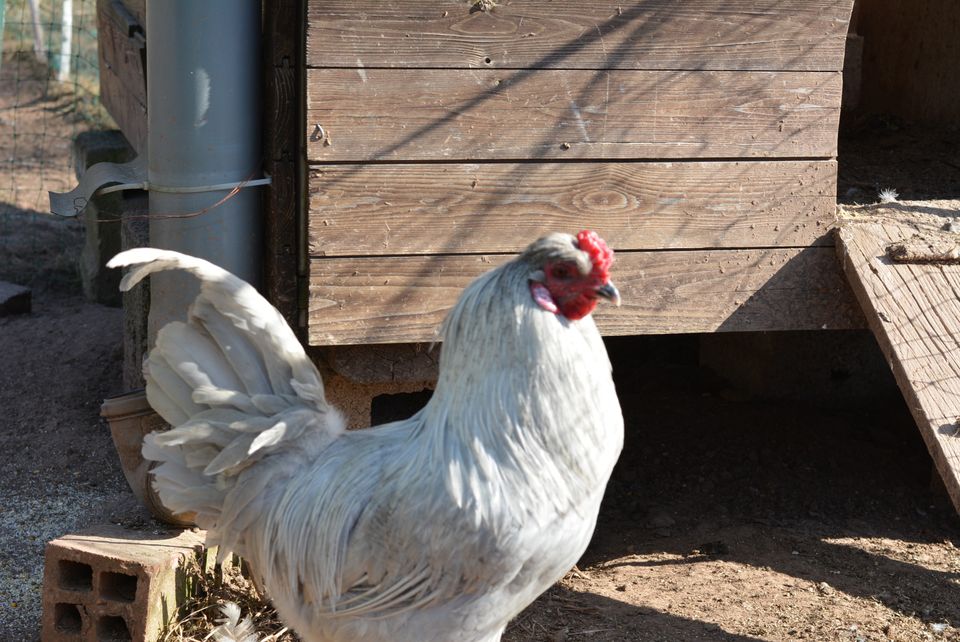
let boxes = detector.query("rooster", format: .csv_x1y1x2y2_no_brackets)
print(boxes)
107,231,624,642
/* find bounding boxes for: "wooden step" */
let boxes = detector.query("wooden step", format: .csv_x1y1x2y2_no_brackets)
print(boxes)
837,200,960,514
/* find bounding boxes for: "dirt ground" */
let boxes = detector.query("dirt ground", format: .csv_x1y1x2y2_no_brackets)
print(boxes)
2,59,960,640
0,210,142,638
504,353,960,642
3,251,960,642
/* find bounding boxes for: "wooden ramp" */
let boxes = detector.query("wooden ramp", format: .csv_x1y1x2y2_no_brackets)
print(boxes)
837,201,960,513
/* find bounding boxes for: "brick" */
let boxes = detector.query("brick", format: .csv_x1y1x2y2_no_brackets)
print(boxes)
0,281,31,316
42,525,205,642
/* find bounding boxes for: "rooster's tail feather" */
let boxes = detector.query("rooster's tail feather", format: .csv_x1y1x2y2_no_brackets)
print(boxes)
108,249,345,532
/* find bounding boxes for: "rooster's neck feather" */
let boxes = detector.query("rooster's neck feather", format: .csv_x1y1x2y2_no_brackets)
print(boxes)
412,258,621,524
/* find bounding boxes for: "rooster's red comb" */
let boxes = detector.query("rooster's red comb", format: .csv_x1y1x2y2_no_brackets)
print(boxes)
577,230,614,280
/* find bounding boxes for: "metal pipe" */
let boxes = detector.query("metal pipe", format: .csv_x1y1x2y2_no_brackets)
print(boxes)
146,0,263,337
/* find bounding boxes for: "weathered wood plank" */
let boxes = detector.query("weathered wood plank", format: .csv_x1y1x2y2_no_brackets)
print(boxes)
308,247,861,345
837,202,960,514
265,0,301,68
97,0,147,152
118,0,144,26
306,0,855,72
306,69,841,161
265,40,299,164
855,0,960,124
263,0,303,328
264,160,300,326
308,160,836,256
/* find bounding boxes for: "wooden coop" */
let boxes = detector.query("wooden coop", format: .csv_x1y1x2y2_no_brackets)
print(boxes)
298,0,863,345
100,0,860,344
94,0,960,510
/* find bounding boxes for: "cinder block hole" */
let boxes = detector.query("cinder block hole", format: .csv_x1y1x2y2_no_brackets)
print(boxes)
54,602,82,633
371,390,433,425
58,559,93,591
96,615,132,641
100,571,138,602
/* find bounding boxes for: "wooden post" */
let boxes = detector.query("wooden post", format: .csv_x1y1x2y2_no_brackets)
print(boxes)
27,0,46,63
58,0,73,82
262,0,302,330
0,0,6,74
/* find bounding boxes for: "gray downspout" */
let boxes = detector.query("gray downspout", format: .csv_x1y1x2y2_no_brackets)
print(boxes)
146,0,263,337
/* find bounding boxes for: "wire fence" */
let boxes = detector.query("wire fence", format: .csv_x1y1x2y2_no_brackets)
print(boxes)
0,0,110,288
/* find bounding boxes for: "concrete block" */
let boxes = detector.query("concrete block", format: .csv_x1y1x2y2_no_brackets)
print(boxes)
323,373,434,429
42,525,205,642
310,344,437,429
0,280,31,315
73,130,138,307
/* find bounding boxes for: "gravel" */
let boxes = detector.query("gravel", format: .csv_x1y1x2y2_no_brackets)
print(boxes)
0,278,135,639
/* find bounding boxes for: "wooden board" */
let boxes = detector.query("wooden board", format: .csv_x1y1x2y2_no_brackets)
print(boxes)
306,69,841,161
117,0,144,26
837,204,960,514
263,0,304,329
308,161,837,256
856,0,960,124
308,247,862,345
97,0,147,152
306,0,855,72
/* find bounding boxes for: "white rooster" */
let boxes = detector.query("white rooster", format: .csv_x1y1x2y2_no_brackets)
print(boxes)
108,230,624,642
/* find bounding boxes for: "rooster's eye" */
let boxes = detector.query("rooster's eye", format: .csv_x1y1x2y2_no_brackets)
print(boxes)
550,264,572,280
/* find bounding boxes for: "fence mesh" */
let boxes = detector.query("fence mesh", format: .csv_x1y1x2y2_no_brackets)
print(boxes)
0,0,110,287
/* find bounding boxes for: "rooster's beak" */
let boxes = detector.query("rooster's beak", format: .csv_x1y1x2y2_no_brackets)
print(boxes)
596,282,621,307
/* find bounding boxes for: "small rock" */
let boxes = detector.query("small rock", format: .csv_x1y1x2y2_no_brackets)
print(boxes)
817,581,835,596
695,541,729,556
0,281,31,316
615,583,627,592
930,622,949,634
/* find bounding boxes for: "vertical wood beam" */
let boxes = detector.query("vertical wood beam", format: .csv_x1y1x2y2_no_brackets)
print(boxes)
263,0,303,329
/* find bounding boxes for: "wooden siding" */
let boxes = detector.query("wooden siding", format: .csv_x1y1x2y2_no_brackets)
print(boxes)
308,161,837,256
854,0,960,125
306,0,853,71
97,0,147,152
305,0,856,345
309,247,861,345
306,69,841,161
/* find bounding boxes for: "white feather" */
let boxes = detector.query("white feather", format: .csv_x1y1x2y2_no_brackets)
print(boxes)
211,602,260,642
111,236,624,642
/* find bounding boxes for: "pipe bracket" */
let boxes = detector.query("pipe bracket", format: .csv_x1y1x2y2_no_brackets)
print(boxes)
49,155,271,218
49,156,147,217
